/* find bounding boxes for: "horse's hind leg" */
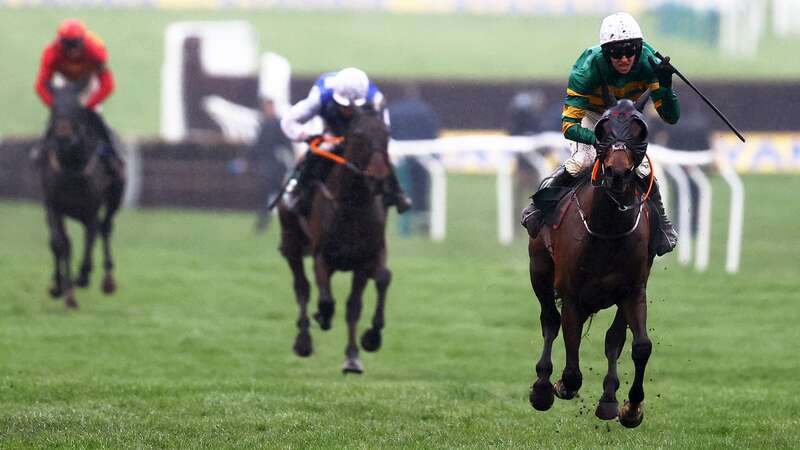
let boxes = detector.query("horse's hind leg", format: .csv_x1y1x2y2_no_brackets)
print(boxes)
99,183,123,295
529,251,561,411
75,219,98,288
361,260,390,352
342,269,369,374
555,302,587,400
312,257,335,331
619,293,652,428
596,308,627,420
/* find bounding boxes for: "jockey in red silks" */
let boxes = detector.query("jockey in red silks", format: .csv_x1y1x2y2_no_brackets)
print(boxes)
34,19,122,178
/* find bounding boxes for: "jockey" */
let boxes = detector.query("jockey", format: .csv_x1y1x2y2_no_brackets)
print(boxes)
34,19,122,179
280,67,411,214
521,12,679,256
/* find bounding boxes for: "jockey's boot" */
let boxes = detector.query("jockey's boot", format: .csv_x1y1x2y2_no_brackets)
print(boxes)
643,177,678,256
282,159,314,214
383,170,412,214
98,141,125,184
521,165,574,238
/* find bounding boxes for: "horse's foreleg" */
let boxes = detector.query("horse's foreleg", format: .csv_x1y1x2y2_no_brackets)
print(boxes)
596,308,627,420
312,257,335,330
286,255,313,357
361,263,390,353
342,270,369,374
619,294,651,428
75,219,98,288
555,302,586,400
529,259,560,411
46,210,77,308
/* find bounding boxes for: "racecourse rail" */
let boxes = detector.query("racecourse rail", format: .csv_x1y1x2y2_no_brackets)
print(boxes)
112,132,742,274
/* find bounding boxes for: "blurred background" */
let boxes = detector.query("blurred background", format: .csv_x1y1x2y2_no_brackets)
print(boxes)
0,1,798,448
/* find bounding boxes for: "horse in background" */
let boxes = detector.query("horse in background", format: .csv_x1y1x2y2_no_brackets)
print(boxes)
39,80,125,309
278,108,394,374
528,91,656,428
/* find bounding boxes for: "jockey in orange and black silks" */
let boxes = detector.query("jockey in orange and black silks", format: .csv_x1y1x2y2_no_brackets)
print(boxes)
280,68,411,215
34,19,123,179
521,12,678,257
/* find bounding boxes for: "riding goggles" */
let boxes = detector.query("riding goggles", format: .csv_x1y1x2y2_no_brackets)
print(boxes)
60,37,84,50
604,41,639,59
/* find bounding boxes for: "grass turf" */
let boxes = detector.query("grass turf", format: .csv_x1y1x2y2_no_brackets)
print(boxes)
3,8,800,135
0,174,798,448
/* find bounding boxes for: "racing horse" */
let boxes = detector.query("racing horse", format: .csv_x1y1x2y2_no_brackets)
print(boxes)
39,80,124,309
527,90,657,428
278,108,393,374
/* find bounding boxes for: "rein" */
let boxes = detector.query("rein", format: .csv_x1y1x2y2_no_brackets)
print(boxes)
590,154,655,212
579,154,655,240
308,135,363,176
574,190,645,240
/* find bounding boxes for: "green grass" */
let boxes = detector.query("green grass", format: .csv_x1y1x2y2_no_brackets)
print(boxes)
0,174,798,448
3,8,800,135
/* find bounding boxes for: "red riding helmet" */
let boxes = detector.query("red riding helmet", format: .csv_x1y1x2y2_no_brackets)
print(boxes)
57,19,87,52
57,19,87,40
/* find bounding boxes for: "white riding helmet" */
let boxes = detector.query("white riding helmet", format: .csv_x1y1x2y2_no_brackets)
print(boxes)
599,12,643,45
332,67,370,107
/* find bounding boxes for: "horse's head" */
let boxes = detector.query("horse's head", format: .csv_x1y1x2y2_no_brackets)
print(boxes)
593,89,650,194
47,81,93,170
342,107,391,183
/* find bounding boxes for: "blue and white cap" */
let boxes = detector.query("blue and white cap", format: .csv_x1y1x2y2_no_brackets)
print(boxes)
332,67,370,107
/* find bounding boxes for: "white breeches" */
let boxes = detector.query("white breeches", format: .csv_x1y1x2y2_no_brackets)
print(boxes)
564,111,650,179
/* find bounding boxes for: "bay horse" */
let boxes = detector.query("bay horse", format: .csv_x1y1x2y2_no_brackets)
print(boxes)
528,91,656,428
278,108,393,374
39,80,124,309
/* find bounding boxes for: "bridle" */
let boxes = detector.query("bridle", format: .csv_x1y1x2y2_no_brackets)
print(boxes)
573,145,655,240
46,113,96,175
308,135,363,176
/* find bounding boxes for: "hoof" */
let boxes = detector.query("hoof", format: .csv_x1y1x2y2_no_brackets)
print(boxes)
595,400,619,420
293,332,313,357
619,400,644,428
553,379,579,400
529,380,555,411
341,358,363,374
65,294,78,310
102,275,116,295
313,311,332,331
74,275,90,288
360,328,382,352
49,284,63,298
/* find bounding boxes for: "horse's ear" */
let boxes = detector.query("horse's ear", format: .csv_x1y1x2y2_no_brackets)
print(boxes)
601,83,617,108
634,89,651,112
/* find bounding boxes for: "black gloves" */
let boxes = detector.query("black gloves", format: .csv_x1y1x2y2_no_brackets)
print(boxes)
649,55,676,89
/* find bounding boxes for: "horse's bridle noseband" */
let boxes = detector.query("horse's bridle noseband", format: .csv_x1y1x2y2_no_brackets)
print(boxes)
577,152,655,240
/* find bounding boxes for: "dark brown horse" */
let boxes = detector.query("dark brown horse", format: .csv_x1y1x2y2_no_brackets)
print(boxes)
39,80,124,309
278,108,393,374
528,92,657,428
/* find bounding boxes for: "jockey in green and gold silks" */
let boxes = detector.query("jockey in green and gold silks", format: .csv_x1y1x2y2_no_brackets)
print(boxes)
521,11,679,257
562,41,680,149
